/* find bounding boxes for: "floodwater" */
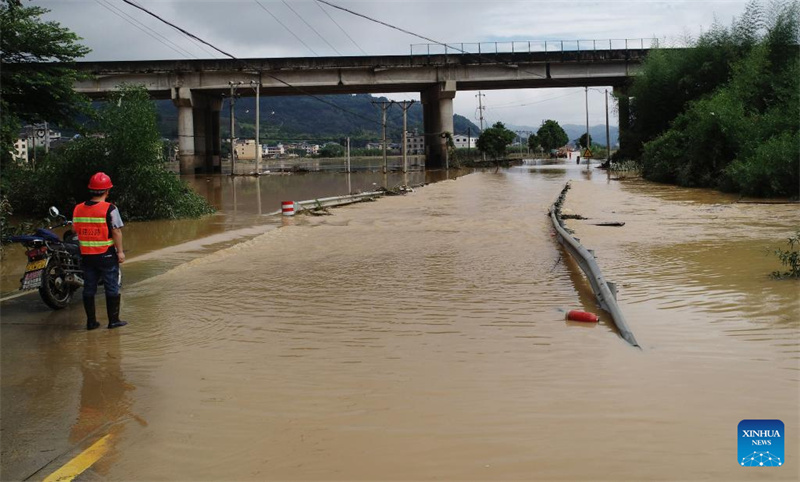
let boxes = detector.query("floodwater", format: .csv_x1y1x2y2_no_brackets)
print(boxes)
1,162,798,481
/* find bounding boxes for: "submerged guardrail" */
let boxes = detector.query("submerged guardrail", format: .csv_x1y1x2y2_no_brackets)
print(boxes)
549,182,640,348
266,191,387,216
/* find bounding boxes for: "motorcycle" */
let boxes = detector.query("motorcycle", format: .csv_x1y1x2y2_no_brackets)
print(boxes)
8,207,94,309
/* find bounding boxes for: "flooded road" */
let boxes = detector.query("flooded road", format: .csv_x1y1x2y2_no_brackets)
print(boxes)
2,163,798,480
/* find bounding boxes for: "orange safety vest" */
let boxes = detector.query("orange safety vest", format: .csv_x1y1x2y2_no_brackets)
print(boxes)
73,202,114,255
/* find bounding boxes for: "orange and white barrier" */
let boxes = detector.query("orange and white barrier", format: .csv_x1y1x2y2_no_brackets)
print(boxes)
281,201,295,216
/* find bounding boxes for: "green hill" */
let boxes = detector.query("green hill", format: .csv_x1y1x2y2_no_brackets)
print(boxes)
155,93,480,146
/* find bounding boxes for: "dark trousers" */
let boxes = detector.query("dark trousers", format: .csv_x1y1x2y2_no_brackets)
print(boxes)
82,252,120,297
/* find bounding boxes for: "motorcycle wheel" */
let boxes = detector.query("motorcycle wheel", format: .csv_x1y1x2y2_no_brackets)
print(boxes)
39,263,74,310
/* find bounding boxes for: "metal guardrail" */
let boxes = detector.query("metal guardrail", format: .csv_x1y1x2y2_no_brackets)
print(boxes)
549,182,640,348
410,38,659,57
265,191,386,216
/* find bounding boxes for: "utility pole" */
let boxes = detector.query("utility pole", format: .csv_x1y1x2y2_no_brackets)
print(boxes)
346,136,351,194
476,92,486,161
229,81,242,176
467,126,471,162
251,79,261,175
605,89,611,166
29,125,35,170
372,100,393,174
44,121,49,155
345,136,351,173
397,100,415,173
585,86,590,169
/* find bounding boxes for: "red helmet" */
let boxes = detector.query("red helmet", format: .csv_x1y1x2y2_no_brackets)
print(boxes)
88,172,113,190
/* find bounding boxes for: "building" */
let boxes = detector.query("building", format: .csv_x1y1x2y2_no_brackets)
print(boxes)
234,139,259,160
405,133,425,155
12,138,28,162
22,126,61,149
452,134,476,149
264,143,285,157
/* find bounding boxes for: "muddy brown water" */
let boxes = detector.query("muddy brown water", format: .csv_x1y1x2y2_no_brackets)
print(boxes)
1,163,798,480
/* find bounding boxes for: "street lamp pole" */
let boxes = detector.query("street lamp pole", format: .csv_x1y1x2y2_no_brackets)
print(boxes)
251,79,261,175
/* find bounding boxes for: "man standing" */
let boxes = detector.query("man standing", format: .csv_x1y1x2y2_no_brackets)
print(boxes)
73,172,127,330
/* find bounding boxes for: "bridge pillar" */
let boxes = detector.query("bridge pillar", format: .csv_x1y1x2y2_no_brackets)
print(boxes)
613,85,632,159
172,88,222,174
421,81,456,169
172,87,197,174
192,93,222,174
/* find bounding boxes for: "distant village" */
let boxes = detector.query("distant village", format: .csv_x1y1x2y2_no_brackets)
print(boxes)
232,131,477,160
11,126,481,164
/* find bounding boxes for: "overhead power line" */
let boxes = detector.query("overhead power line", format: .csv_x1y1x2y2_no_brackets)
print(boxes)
95,0,197,59
315,0,368,55
253,0,319,56
491,91,583,109
121,0,235,58
281,0,342,56
315,0,545,79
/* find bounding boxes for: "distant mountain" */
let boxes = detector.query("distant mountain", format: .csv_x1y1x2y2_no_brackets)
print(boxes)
154,94,480,145
507,123,619,147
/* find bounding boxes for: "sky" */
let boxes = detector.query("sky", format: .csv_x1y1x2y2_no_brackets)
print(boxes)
38,0,751,129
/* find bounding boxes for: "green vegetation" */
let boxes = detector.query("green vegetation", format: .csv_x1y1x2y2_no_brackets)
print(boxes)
0,1,92,168
621,1,799,197
3,86,213,236
318,143,345,157
576,133,593,149
527,133,540,151
771,230,800,279
536,120,569,152
476,122,516,160
0,3,213,242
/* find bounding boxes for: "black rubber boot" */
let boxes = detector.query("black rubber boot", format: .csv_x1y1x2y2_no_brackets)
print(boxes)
106,294,128,329
84,296,100,330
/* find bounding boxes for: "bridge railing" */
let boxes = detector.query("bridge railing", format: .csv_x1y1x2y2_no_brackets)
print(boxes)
409,38,659,64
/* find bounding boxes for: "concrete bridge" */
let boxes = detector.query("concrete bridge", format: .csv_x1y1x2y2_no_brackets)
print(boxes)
72,46,650,174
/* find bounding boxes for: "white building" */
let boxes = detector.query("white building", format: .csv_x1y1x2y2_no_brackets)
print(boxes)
12,138,28,162
452,134,476,149
264,143,285,157
403,132,475,154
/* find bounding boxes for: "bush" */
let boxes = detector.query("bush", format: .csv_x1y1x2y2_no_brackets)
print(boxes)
771,229,800,279
626,1,799,197
725,132,800,197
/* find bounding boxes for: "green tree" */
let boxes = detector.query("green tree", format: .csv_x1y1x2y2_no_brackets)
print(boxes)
536,120,568,151
476,122,516,160
635,0,799,196
0,1,92,167
318,143,345,157
4,85,214,222
527,133,540,151
577,133,593,149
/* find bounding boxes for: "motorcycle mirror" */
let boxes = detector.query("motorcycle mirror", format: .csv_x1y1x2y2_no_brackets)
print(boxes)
49,206,60,218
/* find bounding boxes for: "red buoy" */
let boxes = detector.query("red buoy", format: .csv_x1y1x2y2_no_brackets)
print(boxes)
566,310,599,322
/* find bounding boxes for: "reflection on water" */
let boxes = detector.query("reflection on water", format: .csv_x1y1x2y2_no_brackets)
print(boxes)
2,161,798,480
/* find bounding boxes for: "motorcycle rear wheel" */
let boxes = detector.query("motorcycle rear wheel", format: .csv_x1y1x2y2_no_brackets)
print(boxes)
39,264,74,310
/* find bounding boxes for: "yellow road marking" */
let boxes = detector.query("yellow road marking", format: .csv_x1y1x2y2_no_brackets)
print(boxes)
43,434,111,482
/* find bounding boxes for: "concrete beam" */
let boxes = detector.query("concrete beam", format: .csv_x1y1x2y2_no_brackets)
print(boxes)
74,54,646,99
